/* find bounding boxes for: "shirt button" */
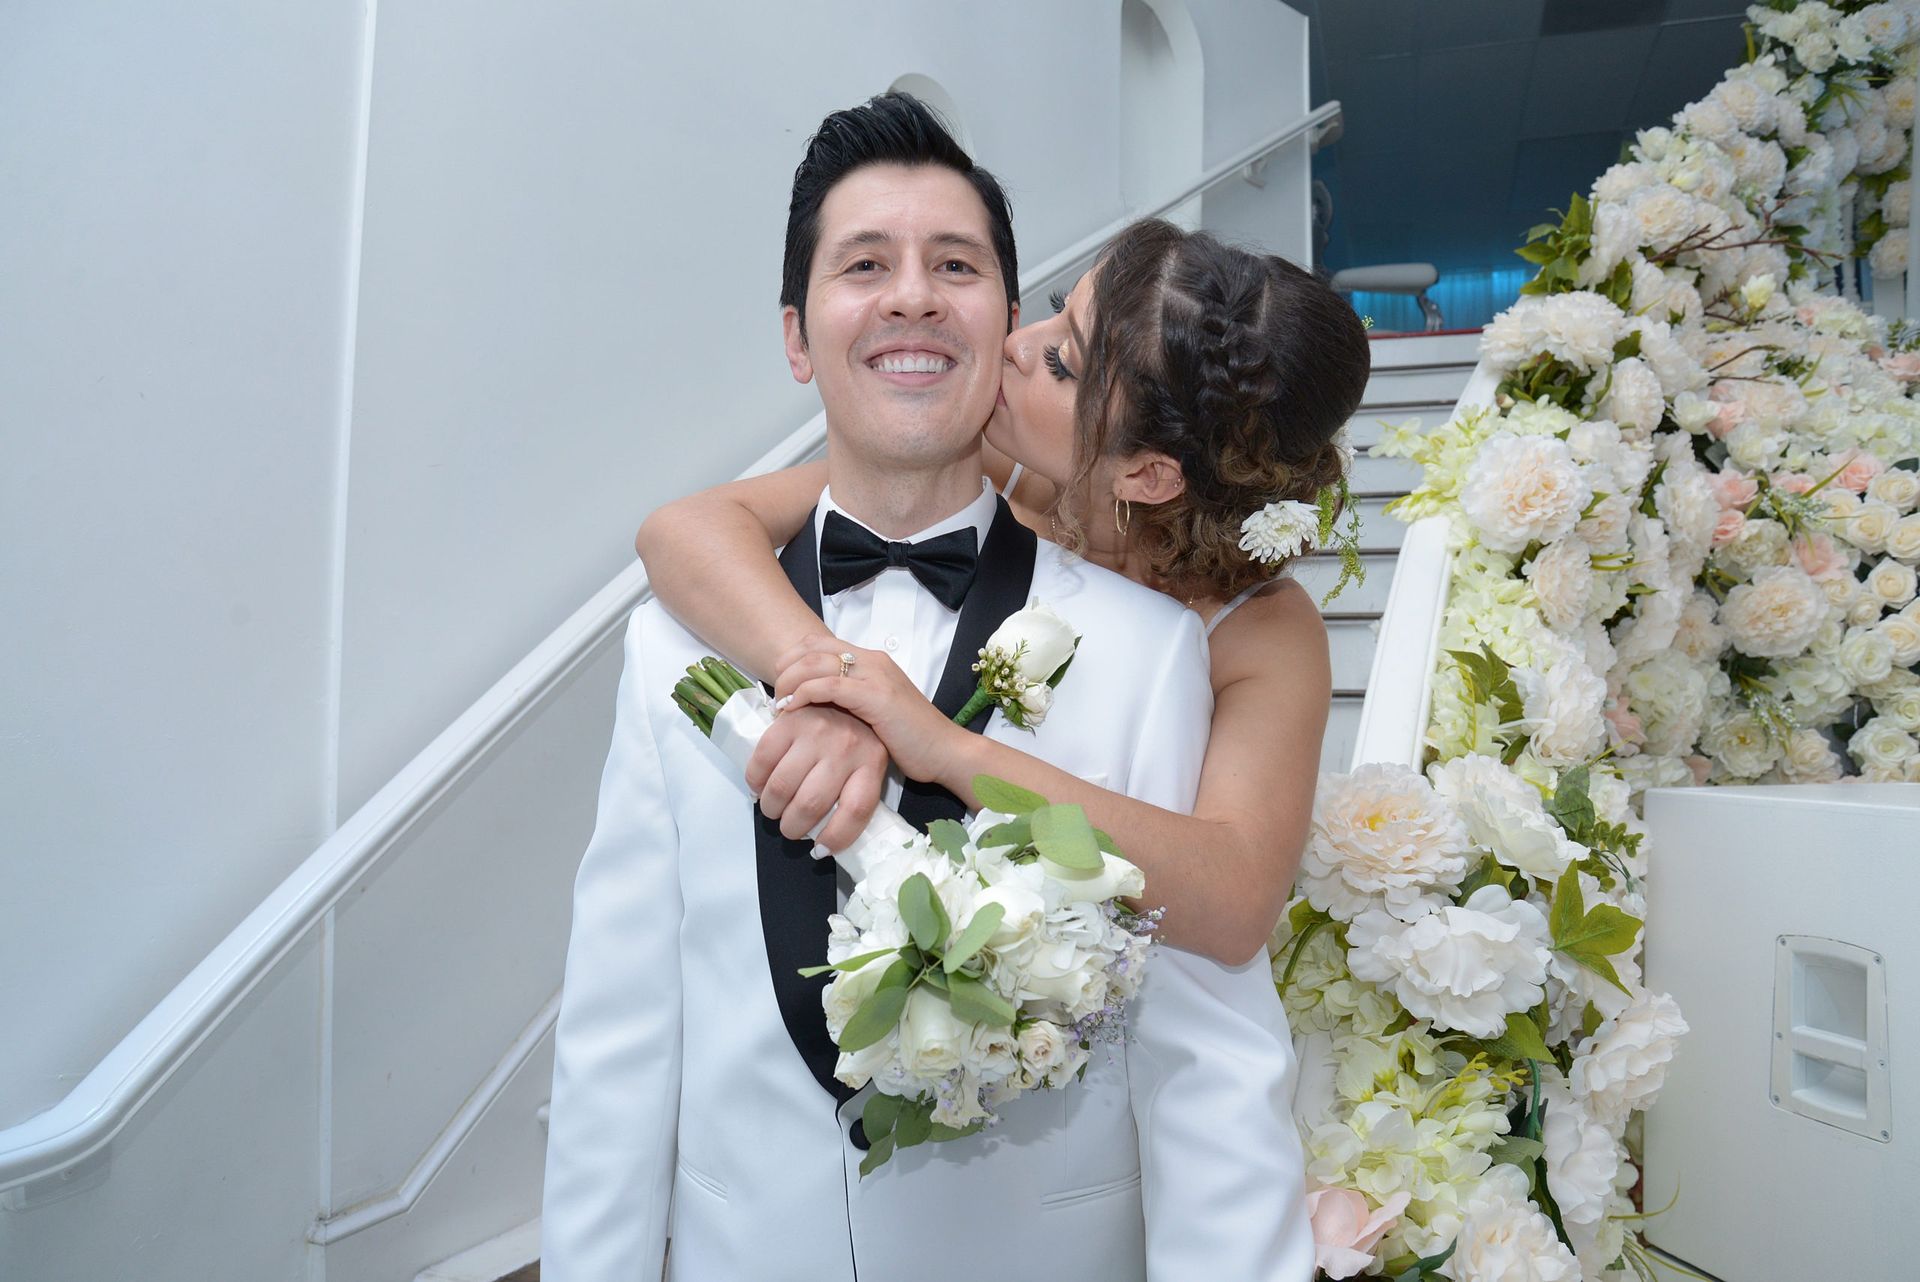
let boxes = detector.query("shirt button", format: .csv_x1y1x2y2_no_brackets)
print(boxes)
883,635,900,653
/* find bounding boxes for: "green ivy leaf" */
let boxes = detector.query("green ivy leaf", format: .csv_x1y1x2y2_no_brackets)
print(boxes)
1489,1135,1545,1168
1612,330,1643,362
1485,1009,1555,1062
972,775,1047,816
1545,765,1596,839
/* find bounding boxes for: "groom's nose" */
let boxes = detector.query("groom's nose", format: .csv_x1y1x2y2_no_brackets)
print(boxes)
878,258,942,323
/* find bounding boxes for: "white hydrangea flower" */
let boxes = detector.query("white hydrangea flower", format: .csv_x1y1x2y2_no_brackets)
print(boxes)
1720,564,1830,657
1571,991,1690,1132
1238,498,1319,564
1429,755,1584,882
1460,434,1593,554
1300,764,1472,923
1346,886,1552,1039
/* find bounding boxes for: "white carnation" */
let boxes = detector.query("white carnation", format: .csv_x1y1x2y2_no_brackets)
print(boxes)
1515,643,1609,764
1542,1079,1621,1230
1524,538,1594,633
1438,1163,1581,1282
1596,356,1667,439
1346,886,1552,1038
1571,990,1689,1131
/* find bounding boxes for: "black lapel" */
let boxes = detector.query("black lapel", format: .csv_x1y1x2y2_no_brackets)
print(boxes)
755,497,1037,1103
753,510,851,1102
896,499,1037,830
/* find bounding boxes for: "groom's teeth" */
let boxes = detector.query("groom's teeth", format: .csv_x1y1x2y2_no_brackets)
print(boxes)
871,352,954,374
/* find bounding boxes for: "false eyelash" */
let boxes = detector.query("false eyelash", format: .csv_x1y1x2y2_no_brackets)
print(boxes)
1043,344,1074,379
1049,290,1066,314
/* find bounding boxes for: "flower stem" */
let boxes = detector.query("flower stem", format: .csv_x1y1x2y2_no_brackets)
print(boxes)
953,685,995,727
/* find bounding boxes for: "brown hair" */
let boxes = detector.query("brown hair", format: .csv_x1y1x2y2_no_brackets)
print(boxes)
1056,219,1372,599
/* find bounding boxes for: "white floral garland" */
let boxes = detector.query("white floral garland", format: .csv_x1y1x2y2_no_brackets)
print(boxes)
1282,4,1920,1279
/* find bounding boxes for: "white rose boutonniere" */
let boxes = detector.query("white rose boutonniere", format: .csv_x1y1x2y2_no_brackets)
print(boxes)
958,601,1080,729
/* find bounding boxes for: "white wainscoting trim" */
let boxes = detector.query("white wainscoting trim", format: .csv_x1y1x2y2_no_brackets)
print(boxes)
310,990,560,1244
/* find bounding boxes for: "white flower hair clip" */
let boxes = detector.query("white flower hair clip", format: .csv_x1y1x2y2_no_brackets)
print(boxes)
1237,476,1367,605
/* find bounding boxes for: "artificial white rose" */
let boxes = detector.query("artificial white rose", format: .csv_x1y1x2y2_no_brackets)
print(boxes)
967,1021,1020,1080
1622,650,1711,756
1571,991,1690,1131
1017,682,1054,720
1867,469,1920,512
1868,557,1920,607
1849,716,1919,774
1345,886,1552,1038
1871,235,1910,277
1300,764,1472,922
982,601,1079,688
1429,754,1584,881
1777,726,1846,783
1715,517,1792,580
1671,389,1717,434
1839,626,1897,686
1438,1163,1581,1282
1872,671,1920,730
973,879,1048,951
1887,513,1920,563
898,985,971,1077
1720,564,1829,656
1879,613,1920,669
1039,848,1145,904
1702,711,1781,780
1461,434,1593,553
1672,590,1728,663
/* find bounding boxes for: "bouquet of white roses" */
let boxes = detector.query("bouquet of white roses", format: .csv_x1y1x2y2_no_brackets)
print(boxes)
672,656,1157,1175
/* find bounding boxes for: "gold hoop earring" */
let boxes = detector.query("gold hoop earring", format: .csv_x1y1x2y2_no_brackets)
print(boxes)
1114,496,1131,538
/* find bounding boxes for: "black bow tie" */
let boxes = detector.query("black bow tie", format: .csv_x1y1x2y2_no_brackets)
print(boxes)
818,509,978,610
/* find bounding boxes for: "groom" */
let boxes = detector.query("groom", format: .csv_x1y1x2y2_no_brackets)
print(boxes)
542,94,1308,1281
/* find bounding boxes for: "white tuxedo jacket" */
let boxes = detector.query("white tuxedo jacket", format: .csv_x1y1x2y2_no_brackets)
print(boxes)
543,501,1314,1281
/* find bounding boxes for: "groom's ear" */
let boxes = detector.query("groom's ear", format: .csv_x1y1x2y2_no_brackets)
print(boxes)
782,306,814,384
1114,451,1186,506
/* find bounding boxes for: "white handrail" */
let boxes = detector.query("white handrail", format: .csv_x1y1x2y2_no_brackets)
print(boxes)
0,100,1342,1197
1349,360,1497,770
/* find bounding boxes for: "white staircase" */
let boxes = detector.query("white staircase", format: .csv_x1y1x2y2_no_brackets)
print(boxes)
1298,331,1479,773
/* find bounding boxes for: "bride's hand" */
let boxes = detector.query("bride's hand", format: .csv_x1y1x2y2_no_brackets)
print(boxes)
773,637,965,785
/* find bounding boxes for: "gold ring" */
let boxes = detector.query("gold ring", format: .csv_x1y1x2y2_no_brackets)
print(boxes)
838,652,856,678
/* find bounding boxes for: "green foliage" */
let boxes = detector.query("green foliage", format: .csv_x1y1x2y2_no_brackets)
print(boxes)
838,959,915,1052
1549,868,1640,995
943,903,1005,973
972,775,1047,816
927,818,971,863
796,947,898,979
1030,803,1103,871
1484,1009,1555,1062
1448,645,1526,728
898,873,952,953
947,972,1017,1027
1314,475,1370,606
1516,193,1594,296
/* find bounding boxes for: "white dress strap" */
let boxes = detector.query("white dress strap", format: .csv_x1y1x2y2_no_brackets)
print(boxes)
1000,461,1024,499
1203,583,1266,638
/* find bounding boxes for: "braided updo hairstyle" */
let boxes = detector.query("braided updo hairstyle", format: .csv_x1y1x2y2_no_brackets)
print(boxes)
1062,218,1372,599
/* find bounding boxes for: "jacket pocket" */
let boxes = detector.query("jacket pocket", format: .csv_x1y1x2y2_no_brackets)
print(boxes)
675,1154,727,1201
1041,1169,1141,1208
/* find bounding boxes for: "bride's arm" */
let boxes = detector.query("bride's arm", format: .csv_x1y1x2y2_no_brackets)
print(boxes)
633,461,836,680
777,583,1329,965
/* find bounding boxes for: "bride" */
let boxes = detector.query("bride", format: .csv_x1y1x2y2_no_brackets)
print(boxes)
637,214,1372,966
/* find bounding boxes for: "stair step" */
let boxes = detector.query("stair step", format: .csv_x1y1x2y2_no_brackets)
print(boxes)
1362,364,1476,406
1350,452,1425,494
1366,331,1483,367
415,1220,540,1282
1292,548,1399,613
1343,403,1457,449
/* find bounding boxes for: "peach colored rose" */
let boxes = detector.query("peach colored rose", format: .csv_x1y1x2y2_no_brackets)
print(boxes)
1835,451,1887,495
1604,702,1647,753
1771,472,1815,496
1880,351,1920,381
1793,532,1850,581
1685,755,1713,785
1709,470,1760,510
1712,509,1748,547
1307,1187,1410,1280
1707,399,1748,439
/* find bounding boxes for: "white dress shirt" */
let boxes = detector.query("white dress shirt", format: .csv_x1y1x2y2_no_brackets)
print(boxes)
811,476,999,810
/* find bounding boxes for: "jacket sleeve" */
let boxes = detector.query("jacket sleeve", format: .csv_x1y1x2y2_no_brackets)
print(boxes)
542,607,683,1282
1121,609,1318,1282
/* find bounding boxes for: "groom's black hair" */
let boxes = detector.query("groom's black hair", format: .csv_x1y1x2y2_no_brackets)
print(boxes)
782,92,1018,342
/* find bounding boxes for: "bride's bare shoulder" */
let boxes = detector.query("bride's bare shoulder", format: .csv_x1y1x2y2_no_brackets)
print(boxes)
1206,578,1329,689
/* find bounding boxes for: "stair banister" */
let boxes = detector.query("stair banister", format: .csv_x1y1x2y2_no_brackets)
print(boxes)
0,99,1343,1201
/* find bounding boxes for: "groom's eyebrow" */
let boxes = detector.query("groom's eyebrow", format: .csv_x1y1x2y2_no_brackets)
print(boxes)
824,228,995,262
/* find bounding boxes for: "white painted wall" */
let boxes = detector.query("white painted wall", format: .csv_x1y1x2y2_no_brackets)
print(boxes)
1,3,1317,1276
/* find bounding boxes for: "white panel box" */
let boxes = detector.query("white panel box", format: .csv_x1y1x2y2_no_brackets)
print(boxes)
1641,783,1920,1282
